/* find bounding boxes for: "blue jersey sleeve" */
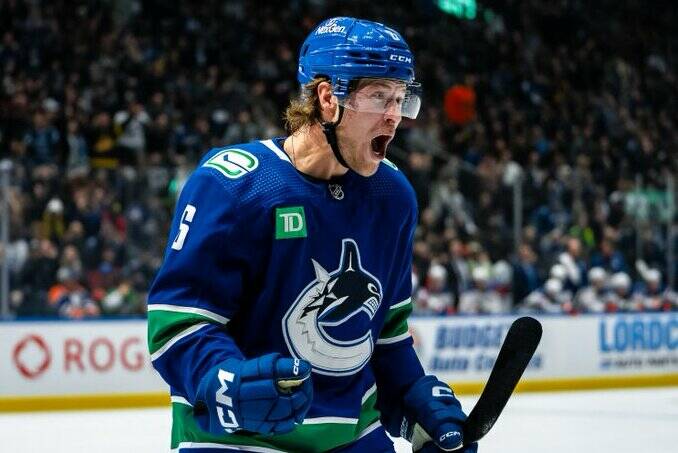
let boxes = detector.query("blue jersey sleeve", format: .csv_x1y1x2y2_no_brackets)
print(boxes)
371,189,425,436
147,167,252,403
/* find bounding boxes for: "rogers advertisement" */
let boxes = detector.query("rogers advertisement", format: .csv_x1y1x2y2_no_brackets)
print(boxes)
0,320,166,396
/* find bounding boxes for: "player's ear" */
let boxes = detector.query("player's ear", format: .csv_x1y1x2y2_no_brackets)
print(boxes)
317,81,338,122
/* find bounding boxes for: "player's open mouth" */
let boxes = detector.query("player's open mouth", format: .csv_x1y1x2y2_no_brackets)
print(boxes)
370,135,392,159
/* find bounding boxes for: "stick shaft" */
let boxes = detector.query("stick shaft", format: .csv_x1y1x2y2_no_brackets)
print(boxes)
462,316,542,445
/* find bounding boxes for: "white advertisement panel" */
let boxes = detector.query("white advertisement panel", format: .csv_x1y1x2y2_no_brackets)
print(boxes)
0,320,166,396
1,314,676,399
409,313,678,382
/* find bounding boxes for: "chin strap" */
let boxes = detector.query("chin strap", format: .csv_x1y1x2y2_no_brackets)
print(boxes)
320,105,350,170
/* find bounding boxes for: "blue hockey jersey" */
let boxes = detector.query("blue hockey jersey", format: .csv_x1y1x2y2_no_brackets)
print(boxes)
147,138,424,452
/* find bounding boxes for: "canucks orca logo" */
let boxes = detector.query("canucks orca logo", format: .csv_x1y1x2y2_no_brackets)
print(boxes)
283,239,382,376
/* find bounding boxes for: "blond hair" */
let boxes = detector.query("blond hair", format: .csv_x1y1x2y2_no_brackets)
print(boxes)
283,77,329,134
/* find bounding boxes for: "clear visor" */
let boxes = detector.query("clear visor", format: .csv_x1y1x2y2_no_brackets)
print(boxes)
338,79,422,119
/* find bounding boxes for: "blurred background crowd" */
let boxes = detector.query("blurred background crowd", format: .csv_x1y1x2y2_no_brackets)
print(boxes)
0,0,676,318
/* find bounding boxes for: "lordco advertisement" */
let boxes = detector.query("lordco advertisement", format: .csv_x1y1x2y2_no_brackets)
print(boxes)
408,313,678,382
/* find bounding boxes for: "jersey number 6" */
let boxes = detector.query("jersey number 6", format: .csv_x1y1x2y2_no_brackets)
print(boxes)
171,204,197,251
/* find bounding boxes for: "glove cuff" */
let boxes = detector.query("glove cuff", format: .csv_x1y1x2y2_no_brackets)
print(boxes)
194,358,244,435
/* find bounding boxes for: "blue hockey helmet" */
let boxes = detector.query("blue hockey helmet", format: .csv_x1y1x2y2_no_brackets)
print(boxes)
298,17,421,119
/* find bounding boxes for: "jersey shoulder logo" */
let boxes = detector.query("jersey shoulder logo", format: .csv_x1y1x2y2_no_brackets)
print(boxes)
203,148,259,179
282,239,383,376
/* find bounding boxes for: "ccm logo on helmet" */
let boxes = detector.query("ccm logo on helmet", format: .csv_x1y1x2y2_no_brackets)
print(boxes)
389,54,412,63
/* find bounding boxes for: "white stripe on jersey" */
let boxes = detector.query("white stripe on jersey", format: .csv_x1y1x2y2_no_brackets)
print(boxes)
260,139,291,163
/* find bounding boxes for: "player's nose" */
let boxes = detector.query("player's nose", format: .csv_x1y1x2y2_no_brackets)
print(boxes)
383,108,401,125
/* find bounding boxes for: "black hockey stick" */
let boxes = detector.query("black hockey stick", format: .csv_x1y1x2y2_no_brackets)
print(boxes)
461,316,542,446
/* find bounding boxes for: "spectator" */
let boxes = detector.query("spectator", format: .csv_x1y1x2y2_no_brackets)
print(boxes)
556,237,587,291
40,198,65,243
87,112,119,170
87,246,122,301
591,238,628,275
50,267,99,319
18,239,59,314
101,279,142,315
23,110,60,167
114,98,150,166
65,119,89,177
445,238,470,309
59,244,83,278
512,243,541,305
0,0,674,317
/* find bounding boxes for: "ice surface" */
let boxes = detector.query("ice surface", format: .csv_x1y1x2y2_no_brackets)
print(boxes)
1,387,676,452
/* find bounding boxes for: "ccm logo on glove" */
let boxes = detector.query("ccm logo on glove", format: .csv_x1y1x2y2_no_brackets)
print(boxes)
432,385,454,397
440,430,462,443
215,369,238,432
195,353,313,436
403,375,478,453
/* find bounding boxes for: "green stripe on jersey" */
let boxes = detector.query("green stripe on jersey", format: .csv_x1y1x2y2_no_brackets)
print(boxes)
147,308,226,355
170,389,380,451
378,298,413,341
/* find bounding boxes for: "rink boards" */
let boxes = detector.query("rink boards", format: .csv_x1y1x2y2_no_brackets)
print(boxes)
410,312,678,393
0,313,676,411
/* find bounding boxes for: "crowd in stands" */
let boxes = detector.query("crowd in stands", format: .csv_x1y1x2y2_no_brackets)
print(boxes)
0,0,676,318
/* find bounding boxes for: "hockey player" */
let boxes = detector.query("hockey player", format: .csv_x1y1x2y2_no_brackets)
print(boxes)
574,267,608,313
605,272,637,312
147,17,478,453
458,267,506,314
633,269,678,311
520,278,569,314
414,263,454,315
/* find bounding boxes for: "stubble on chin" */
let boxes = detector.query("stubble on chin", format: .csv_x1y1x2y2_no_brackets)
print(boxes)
337,135,379,176
352,158,379,177
346,148,379,177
